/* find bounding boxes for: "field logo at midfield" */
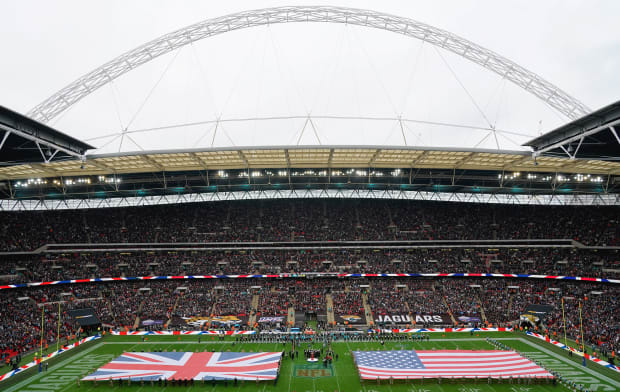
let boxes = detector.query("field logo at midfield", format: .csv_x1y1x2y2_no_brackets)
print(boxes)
294,364,334,378
182,315,241,327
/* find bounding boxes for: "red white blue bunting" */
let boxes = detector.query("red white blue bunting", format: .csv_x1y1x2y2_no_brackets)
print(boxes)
377,327,513,333
0,273,617,291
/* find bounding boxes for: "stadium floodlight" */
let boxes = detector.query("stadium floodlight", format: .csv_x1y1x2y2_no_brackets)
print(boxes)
101,177,120,184
277,170,287,177
250,171,262,177
16,178,47,187
391,169,402,177
217,170,228,178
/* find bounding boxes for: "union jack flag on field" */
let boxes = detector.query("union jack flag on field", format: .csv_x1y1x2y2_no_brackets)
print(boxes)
353,350,553,379
82,351,282,381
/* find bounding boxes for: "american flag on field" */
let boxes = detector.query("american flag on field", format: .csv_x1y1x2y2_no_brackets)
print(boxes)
82,351,282,381
353,350,552,379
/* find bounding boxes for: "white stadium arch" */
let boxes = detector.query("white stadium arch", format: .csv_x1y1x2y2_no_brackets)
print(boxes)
28,5,590,124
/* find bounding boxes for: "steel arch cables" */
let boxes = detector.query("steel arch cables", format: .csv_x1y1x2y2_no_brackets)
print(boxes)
28,6,590,123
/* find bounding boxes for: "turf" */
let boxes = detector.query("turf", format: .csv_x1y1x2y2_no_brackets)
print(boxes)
3,332,619,392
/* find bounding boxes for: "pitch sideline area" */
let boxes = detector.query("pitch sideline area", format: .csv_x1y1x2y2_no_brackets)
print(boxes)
4,333,619,392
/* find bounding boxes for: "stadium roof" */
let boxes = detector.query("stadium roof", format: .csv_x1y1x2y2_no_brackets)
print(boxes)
0,145,618,181
0,105,94,166
525,100,620,160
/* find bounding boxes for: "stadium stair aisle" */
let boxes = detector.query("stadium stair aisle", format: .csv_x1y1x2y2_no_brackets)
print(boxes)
478,293,488,324
165,293,181,328
104,298,114,325
404,295,412,314
362,292,373,326
134,297,147,329
248,294,259,326
287,306,295,328
507,292,515,317
325,293,335,325
442,295,458,325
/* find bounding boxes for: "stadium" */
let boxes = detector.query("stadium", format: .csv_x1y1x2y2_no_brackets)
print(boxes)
0,2,619,392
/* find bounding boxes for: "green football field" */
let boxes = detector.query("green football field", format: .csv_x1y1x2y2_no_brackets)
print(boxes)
3,332,619,392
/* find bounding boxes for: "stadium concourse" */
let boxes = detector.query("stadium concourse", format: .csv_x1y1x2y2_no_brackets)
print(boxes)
0,199,618,374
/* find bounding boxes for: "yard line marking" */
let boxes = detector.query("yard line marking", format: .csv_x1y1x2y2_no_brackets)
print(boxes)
5,342,104,392
519,337,620,388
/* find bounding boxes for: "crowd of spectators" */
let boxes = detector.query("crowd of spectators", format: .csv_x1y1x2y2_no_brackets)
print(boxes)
405,280,448,316
441,279,483,320
1,200,617,251
212,281,252,316
0,277,617,361
367,279,411,317
0,285,102,362
330,281,365,317
257,290,290,317
172,281,216,319
0,199,618,362
290,280,330,314
1,247,616,286
138,281,179,321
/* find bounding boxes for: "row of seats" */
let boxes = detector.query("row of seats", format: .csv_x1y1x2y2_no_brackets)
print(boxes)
1,200,617,251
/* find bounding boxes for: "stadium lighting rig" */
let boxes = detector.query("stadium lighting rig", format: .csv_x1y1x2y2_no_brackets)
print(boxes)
13,176,123,188
13,178,47,188
97,176,121,184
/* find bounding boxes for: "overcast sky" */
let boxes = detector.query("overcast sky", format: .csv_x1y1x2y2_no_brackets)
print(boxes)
1,0,619,154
